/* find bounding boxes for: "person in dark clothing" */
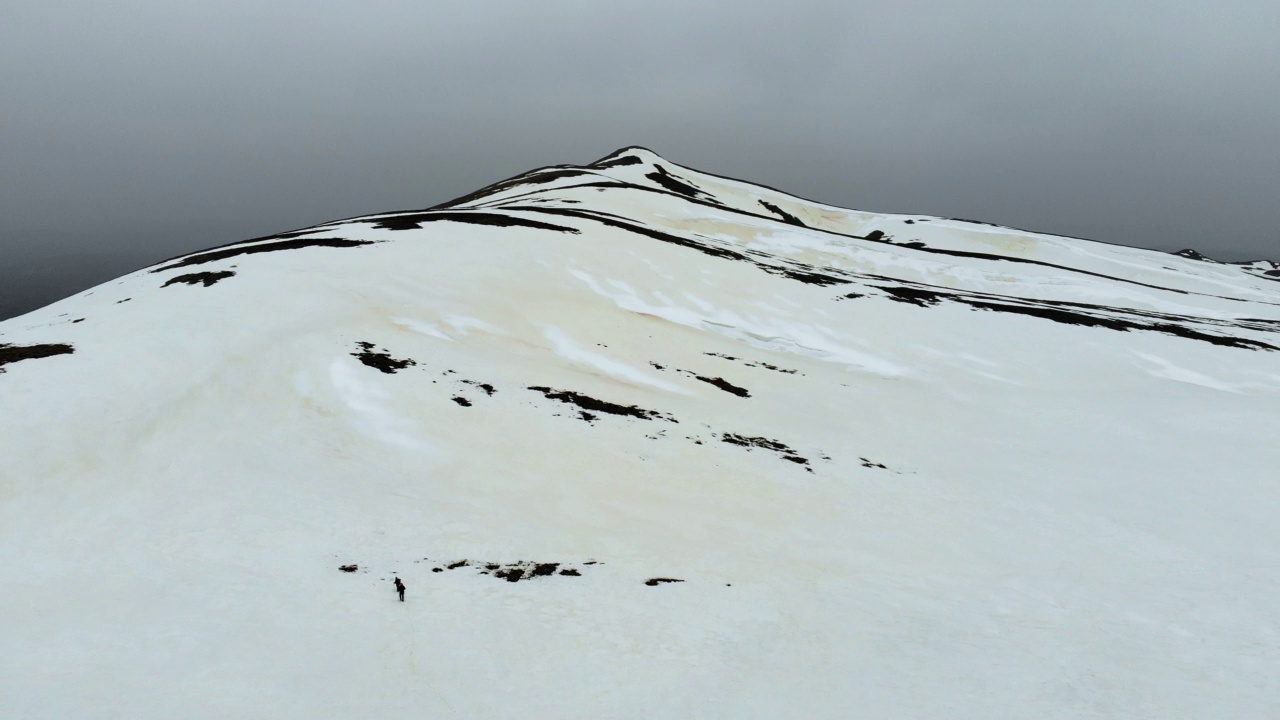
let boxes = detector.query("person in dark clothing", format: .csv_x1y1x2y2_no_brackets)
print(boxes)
394,577,405,602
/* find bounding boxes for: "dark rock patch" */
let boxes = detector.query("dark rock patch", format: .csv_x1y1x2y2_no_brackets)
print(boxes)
860,458,888,469
592,153,644,168
751,361,798,374
778,266,849,286
351,341,417,374
881,286,945,307
532,563,559,577
645,164,709,200
496,567,525,582
163,270,236,288
426,165,590,209
510,205,850,287
339,564,358,572
645,578,684,586
71,318,84,323
690,374,750,398
117,298,131,303
515,206,751,262
154,238,376,272
528,386,676,422
506,168,590,187
867,281,1278,351
367,211,580,233
759,200,805,227
883,240,1207,299
957,298,1276,350
497,194,1219,301
144,228,331,267
0,342,74,373
1238,265,1280,283
842,225,1243,301
650,362,752,397
1175,249,1217,262
451,396,472,407
1238,318,1280,331
459,560,587,583
462,380,496,395
720,433,810,466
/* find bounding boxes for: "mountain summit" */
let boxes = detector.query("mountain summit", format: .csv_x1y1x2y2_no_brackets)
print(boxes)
3,148,1278,718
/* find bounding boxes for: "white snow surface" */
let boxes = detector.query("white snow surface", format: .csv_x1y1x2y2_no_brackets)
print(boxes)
3,147,1280,718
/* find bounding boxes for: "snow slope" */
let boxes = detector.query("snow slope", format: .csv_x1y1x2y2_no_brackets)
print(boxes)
2,147,1279,719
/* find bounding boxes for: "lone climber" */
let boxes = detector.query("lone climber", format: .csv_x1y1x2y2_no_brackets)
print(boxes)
394,576,405,602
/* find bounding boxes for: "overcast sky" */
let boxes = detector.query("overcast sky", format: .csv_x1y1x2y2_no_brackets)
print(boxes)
3,0,1278,320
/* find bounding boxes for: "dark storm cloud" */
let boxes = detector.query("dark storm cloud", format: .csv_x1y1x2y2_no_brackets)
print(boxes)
2,0,1277,319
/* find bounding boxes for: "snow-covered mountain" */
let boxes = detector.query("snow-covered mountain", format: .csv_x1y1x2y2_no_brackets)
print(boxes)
3,147,1278,719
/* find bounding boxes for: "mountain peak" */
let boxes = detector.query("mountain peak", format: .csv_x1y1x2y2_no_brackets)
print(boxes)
589,145,667,168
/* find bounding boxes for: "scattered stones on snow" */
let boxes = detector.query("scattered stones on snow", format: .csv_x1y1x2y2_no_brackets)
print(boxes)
704,352,800,375
416,559,593,583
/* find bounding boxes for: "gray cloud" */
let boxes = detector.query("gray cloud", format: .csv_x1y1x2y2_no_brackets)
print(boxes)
3,0,1277,319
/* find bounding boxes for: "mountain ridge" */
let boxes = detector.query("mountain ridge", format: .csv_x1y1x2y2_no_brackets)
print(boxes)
2,148,1278,718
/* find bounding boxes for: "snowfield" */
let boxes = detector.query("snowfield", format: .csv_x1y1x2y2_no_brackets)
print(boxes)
2,147,1279,718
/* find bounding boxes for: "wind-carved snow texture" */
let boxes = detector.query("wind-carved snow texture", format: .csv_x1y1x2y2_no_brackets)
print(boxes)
5,146,1280,719
545,326,686,393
